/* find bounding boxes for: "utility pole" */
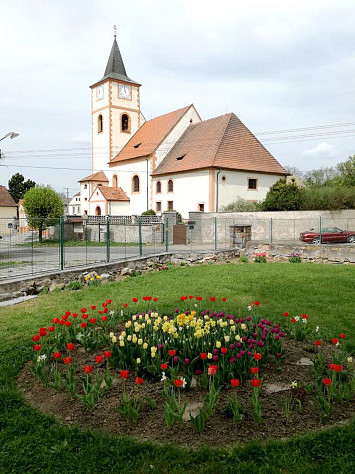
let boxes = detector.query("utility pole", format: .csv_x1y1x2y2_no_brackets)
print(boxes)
63,187,70,216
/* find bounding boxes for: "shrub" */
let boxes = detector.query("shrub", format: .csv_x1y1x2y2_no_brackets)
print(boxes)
222,198,260,212
261,178,305,211
142,209,156,216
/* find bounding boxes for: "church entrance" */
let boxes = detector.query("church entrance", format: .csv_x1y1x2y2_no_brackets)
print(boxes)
95,206,101,216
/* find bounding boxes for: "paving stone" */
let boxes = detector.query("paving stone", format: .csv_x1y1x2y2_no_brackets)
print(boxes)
295,357,314,366
264,383,290,394
0,295,38,307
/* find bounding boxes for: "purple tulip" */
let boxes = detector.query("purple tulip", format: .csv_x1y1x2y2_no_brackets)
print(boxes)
195,369,202,375
185,358,190,365
173,356,178,363
229,344,235,350
277,352,281,358
230,356,236,364
237,343,241,348
240,350,245,356
248,351,252,357
201,311,205,317
247,316,251,321
158,344,163,350
240,318,245,323
237,353,241,359
212,355,218,362
213,349,218,355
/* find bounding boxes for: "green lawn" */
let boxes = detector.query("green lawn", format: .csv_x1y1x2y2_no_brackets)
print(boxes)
0,263,355,473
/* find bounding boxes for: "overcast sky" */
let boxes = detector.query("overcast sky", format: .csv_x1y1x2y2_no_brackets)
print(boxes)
1,0,354,197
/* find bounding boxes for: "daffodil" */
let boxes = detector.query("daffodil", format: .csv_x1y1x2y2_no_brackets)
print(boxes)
138,338,143,345
136,358,141,364
111,336,117,343
291,381,298,389
216,341,221,348
127,335,132,342
207,352,212,359
119,340,124,347
143,343,148,349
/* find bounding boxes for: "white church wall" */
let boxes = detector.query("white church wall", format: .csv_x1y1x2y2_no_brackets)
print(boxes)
109,201,131,216
218,171,282,209
153,171,210,219
91,107,110,172
154,106,201,168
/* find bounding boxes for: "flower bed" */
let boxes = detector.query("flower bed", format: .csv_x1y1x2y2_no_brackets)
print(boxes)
19,297,355,447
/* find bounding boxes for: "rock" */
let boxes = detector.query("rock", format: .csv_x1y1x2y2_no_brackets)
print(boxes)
121,267,130,276
26,286,37,295
264,383,290,394
0,293,11,302
294,357,313,366
12,291,23,298
182,402,204,421
49,282,65,292
100,273,110,281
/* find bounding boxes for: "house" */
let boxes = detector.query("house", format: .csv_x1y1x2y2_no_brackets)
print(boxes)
0,186,18,235
78,34,287,218
68,192,81,215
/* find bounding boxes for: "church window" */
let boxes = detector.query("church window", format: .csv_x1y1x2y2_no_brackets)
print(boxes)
98,114,103,133
132,175,140,193
121,113,130,133
95,206,101,216
113,175,118,187
156,201,162,212
167,180,174,192
156,181,161,193
84,184,87,189
167,200,174,210
198,203,205,212
248,178,258,190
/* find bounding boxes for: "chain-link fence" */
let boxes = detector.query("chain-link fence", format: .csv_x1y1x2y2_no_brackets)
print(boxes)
1,214,354,280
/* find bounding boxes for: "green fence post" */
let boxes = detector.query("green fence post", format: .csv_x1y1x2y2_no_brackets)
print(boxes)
106,216,110,262
270,218,273,244
138,217,143,256
165,218,169,252
214,217,217,251
60,216,64,270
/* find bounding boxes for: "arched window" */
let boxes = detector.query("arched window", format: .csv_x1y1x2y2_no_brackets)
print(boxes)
167,179,174,192
95,206,101,216
132,175,140,193
156,181,161,193
121,113,130,132
98,114,103,133
113,175,118,188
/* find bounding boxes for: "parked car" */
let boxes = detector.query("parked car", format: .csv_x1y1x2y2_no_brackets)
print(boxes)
300,227,355,244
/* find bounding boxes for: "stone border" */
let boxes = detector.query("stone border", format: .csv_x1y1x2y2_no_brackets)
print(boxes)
0,250,239,302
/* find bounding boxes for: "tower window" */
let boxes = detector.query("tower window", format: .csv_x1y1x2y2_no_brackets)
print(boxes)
156,181,161,193
98,114,103,133
121,113,130,133
198,203,205,212
113,175,118,188
167,179,174,192
132,175,140,193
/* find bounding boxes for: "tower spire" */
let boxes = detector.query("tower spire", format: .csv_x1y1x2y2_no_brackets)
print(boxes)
113,24,117,39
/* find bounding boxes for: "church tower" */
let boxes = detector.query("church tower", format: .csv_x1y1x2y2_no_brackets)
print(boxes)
90,29,142,173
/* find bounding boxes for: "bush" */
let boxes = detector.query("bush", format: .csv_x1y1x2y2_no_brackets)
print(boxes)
261,178,305,211
142,209,156,216
301,186,355,210
222,198,260,212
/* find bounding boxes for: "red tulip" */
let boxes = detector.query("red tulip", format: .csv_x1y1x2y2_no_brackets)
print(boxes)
209,296,216,302
101,316,108,322
328,363,336,370
283,312,289,317
250,367,259,374
39,327,47,337
153,297,158,302
200,353,207,360
220,347,228,355
62,314,69,321
254,301,260,306
32,335,40,342
72,313,78,318
33,344,41,351
95,355,104,364
63,357,72,365
52,318,60,324
132,298,138,303
103,308,108,314
120,370,129,379
208,364,217,376
174,379,184,387
188,295,193,299
180,296,185,301
65,321,71,327
80,308,87,313
290,318,296,323
323,378,332,385
81,314,88,320
334,364,343,372
135,377,144,385
160,363,168,370
104,351,112,358
168,350,176,357
301,313,308,320
53,352,62,360
123,303,128,308
64,311,71,317
106,299,112,304
315,340,322,346
80,322,87,329
66,343,74,351
102,302,107,308
230,379,240,387
222,297,227,302
251,379,261,387
254,353,262,361
48,326,55,332
89,318,97,324
98,311,103,314
340,333,346,339
83,365,92,374
91,305,96,310
331,338,338,345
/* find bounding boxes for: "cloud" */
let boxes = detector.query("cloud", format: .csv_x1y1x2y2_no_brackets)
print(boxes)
302,143,338,159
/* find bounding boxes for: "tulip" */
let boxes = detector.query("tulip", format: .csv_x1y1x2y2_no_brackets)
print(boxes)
250,367,259,374
120,370,129,379
254,353,262,361
230,379,240,387
104,351,112,358
66,343,75,351
135,377,144,385
83,365,92,374
95,355,104,364
63,357,72,365
53,352,62,360
251,379,261,387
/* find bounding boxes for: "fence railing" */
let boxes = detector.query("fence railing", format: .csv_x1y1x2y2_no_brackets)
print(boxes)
0,215,354,280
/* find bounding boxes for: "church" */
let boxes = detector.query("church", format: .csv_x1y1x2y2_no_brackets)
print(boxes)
78,33,287,218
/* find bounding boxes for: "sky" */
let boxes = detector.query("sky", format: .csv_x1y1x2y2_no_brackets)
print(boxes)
1,0,354,197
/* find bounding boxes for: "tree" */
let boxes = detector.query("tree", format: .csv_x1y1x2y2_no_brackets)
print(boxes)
23,186,64,242
261,178,305,211
336,155,355,187
8,173,36,203
222,197,260,212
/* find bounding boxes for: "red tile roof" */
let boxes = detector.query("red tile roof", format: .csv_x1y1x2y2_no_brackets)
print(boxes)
79,171,109,183
153,113,287,176
0,186,17,207
110,105,195,164
97,186,130,202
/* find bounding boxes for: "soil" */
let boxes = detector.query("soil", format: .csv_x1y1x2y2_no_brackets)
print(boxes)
18,339,355,448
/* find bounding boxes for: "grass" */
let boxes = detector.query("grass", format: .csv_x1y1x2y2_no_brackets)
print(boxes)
0,260,30,267
0,263,355,473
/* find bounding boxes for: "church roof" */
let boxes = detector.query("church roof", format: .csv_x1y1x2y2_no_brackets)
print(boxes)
0,186,17,207
152,113,287,176
79,171,109,183
96,186,130,202
91,38,140,87
110,105,194,164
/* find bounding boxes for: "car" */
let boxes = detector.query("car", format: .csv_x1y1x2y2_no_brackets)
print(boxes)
300,227,355,244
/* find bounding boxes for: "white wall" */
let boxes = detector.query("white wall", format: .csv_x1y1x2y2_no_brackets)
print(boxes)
152,171,210,218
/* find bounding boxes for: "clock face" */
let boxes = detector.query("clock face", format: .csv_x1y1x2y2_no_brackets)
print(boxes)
119,84,131,99
96,86,104,100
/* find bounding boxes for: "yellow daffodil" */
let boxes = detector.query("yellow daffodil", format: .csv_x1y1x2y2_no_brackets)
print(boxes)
241,323,246,330
216,341,221,348
143,343,148,349
109,332,114,338
119,340,124,347
207,352,213,359
224,335,230,342
111,336,117,343
127,335,132,342
138,338,143,345
136,358,141,364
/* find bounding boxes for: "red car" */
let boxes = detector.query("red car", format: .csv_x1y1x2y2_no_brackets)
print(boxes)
300,227,355,244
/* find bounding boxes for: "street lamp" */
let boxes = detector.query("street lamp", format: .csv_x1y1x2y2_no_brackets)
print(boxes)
0,132,19,141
